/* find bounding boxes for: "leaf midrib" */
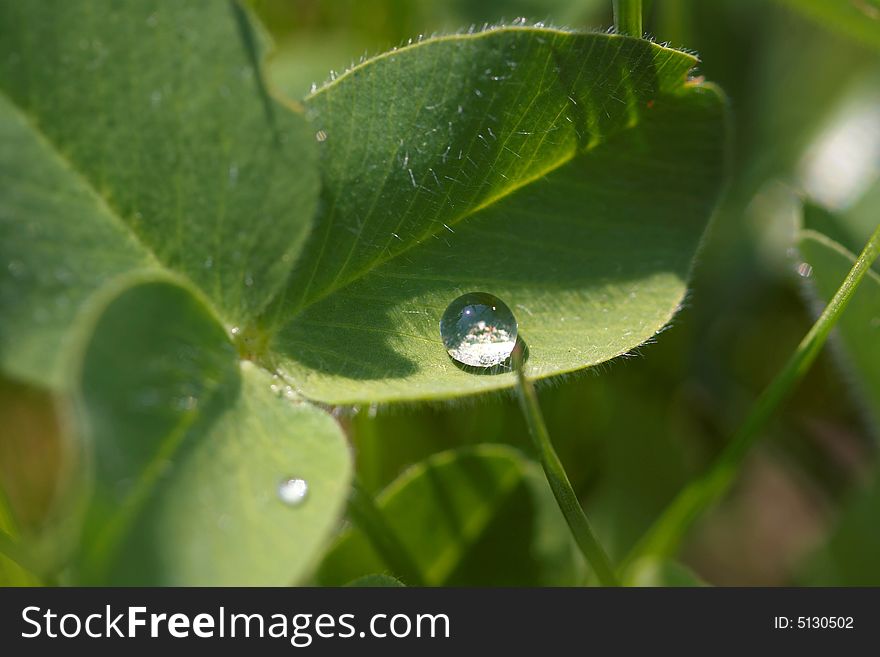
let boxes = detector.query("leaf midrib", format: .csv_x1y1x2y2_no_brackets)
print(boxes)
2,91,164,276
280,30,699,331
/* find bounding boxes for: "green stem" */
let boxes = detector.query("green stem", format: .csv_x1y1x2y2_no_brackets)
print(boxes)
613,0,643,36
513,346,620,586
627,222,880,566
348,478,427,586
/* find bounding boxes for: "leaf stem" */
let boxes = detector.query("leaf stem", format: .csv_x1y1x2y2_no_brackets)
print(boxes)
512,345,620,586
613,0,643,36
348,478,427,586
627,221,880,565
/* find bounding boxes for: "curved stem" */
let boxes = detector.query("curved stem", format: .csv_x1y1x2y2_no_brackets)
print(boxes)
513,346,620,586
613,0,643,36
348,478,427,586
627,221,880,566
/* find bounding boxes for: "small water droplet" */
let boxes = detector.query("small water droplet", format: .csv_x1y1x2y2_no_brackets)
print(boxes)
440,292,518,368
797,262,813,278
277,477,308,506
244,273,254,287
176,395,198,410
315,129,327,142
230,326,241,336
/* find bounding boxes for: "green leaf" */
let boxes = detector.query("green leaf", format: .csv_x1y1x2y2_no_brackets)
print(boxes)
266,28,728,403
798,229,880,432
0,0,319,388
344,574,405,587
624,556,707,586
776,0,880,51
316,445,585,586
0,95,153,388
73,277,351,585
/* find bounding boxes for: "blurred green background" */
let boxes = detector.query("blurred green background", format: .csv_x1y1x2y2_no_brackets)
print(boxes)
2,0,879,585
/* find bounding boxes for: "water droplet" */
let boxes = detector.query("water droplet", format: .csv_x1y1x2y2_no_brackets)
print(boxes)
230,326,241,337
797,262,813,278
315,129,327,142
277,477,308,507
244,273,254,287
176,395,198,411
440,292,518,368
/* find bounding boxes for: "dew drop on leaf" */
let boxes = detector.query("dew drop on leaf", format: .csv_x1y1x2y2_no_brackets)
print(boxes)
277,477,309,507
440,292,518,368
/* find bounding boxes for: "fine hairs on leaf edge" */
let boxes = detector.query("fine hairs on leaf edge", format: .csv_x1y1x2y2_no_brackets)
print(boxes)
302,21,704,101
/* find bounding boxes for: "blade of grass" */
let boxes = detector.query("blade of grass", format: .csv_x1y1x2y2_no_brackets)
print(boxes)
626,221,880,566
513,345,619,586
613,0,643,36
347,478,427,586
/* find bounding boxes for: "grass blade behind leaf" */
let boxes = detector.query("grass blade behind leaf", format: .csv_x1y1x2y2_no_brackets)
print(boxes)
627,220,880,566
